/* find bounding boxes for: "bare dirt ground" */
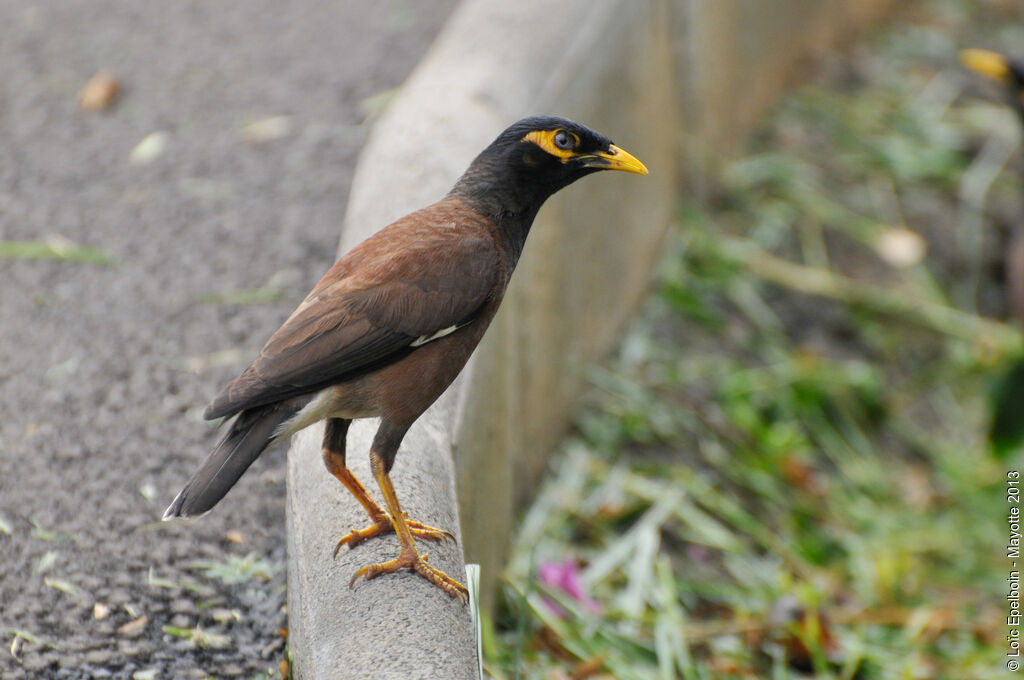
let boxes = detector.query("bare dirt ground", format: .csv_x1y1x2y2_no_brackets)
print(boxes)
0,2,457,677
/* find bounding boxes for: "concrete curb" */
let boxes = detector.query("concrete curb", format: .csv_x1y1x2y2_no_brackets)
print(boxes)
286,0,893,677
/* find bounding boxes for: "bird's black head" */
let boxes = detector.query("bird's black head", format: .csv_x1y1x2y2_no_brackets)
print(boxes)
449,116,647,224
961,49,1024,117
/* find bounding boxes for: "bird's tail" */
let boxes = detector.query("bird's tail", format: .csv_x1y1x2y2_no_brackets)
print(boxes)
162,402,299,519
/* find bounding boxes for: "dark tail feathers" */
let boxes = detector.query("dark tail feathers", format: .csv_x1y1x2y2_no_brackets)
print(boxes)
162,403,298,519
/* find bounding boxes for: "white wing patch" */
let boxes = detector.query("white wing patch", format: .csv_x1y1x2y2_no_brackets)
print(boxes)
410,325,460,347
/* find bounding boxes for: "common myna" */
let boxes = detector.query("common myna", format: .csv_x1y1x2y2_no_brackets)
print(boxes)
961,49,1024,319
163,116,647,599
961,49,1024,456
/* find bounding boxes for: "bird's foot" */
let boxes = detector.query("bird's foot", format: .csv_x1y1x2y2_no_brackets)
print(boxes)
349,549,468,602
333,514,454,557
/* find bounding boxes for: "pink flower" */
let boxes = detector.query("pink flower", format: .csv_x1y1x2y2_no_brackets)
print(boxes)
537,558,601,616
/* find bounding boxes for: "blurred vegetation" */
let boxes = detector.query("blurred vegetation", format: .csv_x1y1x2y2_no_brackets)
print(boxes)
488,1,1023,678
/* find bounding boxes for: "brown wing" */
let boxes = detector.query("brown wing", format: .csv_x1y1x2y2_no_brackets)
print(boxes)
205,205,500,419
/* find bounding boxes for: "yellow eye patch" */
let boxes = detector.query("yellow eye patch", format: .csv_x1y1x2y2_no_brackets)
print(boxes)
521,129,580,161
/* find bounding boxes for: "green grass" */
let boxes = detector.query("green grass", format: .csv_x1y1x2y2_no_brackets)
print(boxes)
489,3,1022,678
0,239,115,265
196,286,291,306
188,553,280,586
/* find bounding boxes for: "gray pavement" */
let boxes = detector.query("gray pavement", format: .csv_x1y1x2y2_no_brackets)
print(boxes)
0,2,456,677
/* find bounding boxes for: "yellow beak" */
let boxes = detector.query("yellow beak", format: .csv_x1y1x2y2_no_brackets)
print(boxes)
960,48,1011,84
581,144,649,175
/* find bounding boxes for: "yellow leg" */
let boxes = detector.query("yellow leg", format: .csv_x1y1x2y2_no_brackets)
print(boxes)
322,447,454,556
348,451,468,602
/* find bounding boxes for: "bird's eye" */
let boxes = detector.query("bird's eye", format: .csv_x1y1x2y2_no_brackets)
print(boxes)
553,130,575,150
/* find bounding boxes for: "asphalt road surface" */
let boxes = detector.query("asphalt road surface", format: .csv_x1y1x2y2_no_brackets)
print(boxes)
0,2,456,677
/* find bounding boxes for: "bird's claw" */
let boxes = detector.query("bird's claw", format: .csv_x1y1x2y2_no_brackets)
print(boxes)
411,522,456,545
348,550,468,602
333,515,455,558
